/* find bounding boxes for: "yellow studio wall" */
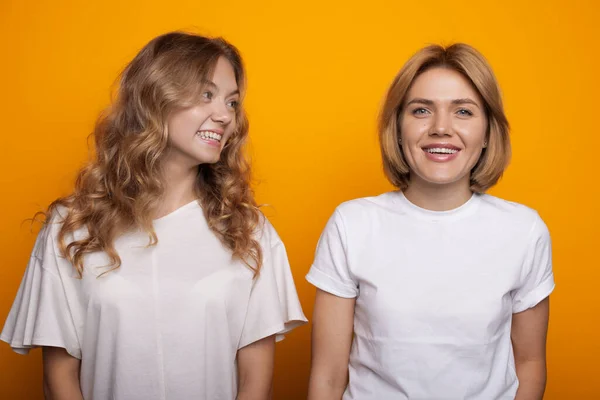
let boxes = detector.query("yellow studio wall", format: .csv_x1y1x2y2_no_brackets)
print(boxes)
0,0,598,398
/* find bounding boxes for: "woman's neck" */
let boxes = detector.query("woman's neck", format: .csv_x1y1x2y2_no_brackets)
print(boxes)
403,177,473,211
154,161,199,219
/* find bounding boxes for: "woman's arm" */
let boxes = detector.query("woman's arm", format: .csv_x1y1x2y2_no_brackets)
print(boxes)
236,335,275,400
511,297,550,400
307,289,355,400
42,346,83,400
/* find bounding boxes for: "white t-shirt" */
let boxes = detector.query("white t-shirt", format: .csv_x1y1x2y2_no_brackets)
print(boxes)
306,191,554,400
2,201,307,400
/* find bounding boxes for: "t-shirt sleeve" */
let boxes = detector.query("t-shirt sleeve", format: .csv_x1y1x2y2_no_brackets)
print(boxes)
238,229,307,349
306,209,358,298
512,214,555,313
0,221,82,359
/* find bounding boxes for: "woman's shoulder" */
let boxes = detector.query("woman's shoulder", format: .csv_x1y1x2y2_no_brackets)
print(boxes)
33,205,90,259
336,191,397,211
326,191,401,229
31,206,67,255
477,194,547,233
254,212,282,249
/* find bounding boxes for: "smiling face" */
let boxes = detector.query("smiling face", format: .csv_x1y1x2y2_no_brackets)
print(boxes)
165,56,240,167
400,67,488,192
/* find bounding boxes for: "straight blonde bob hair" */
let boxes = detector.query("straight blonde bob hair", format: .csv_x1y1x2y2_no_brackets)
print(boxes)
378,43,511,193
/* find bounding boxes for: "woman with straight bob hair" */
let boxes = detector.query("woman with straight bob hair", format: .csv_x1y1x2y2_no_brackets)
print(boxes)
307,44,554,400
1,32,306,399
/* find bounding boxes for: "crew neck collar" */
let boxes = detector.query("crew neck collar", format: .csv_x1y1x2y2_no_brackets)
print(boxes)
395,191,481,221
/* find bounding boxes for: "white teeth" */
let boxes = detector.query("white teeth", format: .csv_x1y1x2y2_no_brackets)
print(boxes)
425,147,458,154
197,130,222,142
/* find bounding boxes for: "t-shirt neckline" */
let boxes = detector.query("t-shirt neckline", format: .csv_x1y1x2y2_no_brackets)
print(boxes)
395,191,481,222
153,200,201,223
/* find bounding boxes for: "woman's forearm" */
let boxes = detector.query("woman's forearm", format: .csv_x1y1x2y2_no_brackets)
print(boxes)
44,377,83,400
514,359,546,400
236,373,272,400
307,374,347,400
236,335,275,400
42,347,83,400
235,385,271,400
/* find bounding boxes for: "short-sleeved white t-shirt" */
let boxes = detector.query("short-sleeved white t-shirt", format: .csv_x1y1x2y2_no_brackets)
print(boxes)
306,192,554,400
2,201,307,400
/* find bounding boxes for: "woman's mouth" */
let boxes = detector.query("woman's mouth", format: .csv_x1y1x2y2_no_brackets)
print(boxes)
196,130,223,147
422,145,461,162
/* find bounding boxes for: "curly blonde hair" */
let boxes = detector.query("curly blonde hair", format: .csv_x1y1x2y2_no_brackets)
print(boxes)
45,32,262,276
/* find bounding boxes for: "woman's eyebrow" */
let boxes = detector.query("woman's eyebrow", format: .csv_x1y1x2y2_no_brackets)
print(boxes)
452,98,480,108
405,97,481,109
405,98,434,106
202,80,239,96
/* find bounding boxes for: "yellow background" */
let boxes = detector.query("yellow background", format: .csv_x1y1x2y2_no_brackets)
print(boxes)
0,0,598,398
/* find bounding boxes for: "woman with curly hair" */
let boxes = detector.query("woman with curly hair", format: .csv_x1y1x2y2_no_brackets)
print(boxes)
1,32,306,400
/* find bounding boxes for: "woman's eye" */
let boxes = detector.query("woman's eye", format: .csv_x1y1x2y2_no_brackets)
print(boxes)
227,100,239,109
412,108,429,115
457,109,473,116
202,91,213,100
